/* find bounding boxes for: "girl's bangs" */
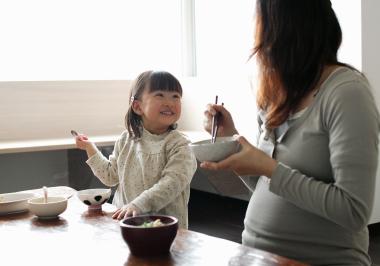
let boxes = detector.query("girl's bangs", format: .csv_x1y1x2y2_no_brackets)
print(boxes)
148,72,182,95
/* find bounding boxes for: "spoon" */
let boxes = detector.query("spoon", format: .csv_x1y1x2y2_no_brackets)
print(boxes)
43,186,48,203
70,130,78,137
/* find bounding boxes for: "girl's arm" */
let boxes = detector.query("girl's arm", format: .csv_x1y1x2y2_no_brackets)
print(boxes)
75,133,97,158
83,132,127,187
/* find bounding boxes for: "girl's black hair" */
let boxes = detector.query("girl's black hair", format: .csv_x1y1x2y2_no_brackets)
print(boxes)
125,70,183,138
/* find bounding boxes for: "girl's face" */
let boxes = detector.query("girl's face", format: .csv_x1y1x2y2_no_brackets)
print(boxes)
132,89,182,135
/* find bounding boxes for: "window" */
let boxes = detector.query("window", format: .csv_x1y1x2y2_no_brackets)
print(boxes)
331,0,361,70
0,1,361,82
194,0,361,78
194,0,255,78
0,0,182,81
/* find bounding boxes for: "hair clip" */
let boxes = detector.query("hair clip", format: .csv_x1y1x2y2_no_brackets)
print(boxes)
130,96,135,102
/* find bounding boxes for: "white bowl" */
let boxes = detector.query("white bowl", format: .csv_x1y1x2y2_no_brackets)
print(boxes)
77,188,111,210
189,136,240,162
28,196,68,219
0,192,36,215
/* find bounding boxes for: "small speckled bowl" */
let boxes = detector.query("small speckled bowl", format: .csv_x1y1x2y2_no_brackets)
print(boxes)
77,188,111,211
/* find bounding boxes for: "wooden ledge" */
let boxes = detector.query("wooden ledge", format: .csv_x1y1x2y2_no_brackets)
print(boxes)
0,131,209,154
0,135,119,154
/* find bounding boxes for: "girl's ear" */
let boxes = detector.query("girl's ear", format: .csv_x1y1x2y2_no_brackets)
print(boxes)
132,100,143,115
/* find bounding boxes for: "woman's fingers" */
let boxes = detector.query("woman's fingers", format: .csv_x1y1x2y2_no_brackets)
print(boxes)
203,112,213,133
200,135,256,175
200,161,227,171
236,135,251,148
204,104,217,133
204,103,231,135
200,154,235,171
206,103,217,116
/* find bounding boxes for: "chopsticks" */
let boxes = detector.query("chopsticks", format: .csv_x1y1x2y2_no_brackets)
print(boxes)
211,96,224,143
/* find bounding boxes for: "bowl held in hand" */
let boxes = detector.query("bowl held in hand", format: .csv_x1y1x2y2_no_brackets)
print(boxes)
189,136,240,162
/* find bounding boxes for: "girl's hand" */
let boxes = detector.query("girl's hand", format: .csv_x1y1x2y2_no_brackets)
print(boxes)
74,134,90,150
203,104,238,137
112,204,141,220
74,133,97,158
200,135,278,177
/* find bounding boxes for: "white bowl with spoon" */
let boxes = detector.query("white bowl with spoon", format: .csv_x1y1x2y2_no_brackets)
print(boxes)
28,186,68,219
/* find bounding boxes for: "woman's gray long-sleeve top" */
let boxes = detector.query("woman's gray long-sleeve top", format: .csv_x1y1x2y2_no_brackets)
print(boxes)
242,67,380,265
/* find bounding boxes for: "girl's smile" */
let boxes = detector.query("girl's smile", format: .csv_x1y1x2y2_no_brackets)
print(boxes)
132,90,181,134
160,109,176,116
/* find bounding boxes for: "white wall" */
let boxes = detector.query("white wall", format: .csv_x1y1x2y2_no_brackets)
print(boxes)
331,0,361,68
0,80,130,143
362,0,380,224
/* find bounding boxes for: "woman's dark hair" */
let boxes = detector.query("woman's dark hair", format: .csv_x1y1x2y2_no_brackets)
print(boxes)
251,0,354,128
125,70,183,138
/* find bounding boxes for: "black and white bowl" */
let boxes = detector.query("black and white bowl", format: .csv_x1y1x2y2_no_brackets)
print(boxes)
77,188,111,211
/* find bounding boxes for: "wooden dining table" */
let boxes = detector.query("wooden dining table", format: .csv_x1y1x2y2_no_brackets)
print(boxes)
0,187,309,266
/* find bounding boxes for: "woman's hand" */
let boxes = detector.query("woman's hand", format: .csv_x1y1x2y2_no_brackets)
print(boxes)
203,103,238,137
200,135,278,177
112,204,141,220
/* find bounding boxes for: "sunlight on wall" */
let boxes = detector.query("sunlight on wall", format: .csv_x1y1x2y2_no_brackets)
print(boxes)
0,0,182,81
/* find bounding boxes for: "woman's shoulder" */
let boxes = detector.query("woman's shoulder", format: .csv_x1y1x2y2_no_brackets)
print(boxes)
321,67,370,96
317,67,379,125
315,67,374,109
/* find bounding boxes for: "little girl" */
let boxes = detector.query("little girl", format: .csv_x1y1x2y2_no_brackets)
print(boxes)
74,70,197,229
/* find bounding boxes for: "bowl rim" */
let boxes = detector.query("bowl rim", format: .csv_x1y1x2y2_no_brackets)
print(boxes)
189,136,238,147
28,196,67,205
0,192,36,204
119,214,178,229
77,188,111,196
